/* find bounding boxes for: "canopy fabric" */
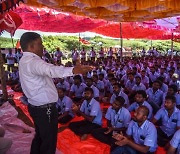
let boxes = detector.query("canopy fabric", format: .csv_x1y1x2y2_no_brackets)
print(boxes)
12,5,180,40
23,0,180,22
14,5,105,33
0,0,24,14
91,23,175,40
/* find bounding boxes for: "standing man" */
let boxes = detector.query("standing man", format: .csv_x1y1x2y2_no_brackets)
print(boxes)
90,47,96,62
54,47,63,65
19,32,93,154
6,48,15,72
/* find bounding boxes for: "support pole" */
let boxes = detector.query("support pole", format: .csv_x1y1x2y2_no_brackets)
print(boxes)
78,33,81,51
11,35,14,48
171,32,174,59
120,22,123,62
0,49,8,101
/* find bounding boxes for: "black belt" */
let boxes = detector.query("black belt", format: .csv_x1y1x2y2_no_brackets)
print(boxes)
29,102,55,108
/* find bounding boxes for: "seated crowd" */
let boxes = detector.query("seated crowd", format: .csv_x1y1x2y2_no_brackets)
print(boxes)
3,46,180,154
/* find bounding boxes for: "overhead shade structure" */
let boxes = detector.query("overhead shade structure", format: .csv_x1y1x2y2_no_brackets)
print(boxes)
23,0,180,22
0,0,24,14
14,4,105,33
11,4,180,40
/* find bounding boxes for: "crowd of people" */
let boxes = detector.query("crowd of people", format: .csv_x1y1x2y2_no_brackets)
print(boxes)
2,44,180,154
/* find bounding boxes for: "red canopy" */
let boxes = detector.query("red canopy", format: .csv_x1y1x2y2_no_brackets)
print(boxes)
1,4,180,40
14,5,105,33
91,23,179,40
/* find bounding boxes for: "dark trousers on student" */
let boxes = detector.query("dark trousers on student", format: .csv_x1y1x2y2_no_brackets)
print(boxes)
111,145,155,154
157,127,173,147
58,115,73,124
28,103,58,154
69,120,100,136
91,128,114,145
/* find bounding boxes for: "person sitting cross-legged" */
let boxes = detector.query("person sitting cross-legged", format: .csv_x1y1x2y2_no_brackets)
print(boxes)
56,88,74,124
91,96,131,147
152,95,180,147
128,90,153,120
167,129,180,154
69,87,102,141
111,106,157,154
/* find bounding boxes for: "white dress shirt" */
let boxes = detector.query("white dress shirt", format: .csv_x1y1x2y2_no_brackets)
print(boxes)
19,52,73,106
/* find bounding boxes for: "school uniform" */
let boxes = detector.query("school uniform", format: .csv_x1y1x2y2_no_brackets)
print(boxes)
56,80,70,91
69,98,102,135
56,96,73,124
169,130,180,153
132,83,146,91
146,88,163,113
111,120,157,154
128,101,153,120
154,107,180,146
92,106,131,145
110,90,129,107
70,83,87,101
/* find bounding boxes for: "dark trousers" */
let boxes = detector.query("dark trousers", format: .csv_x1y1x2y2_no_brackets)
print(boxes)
7,64,14,72
157,127,173,147
111,145,154,154
91,128,114,145
28,104,58,154
69,120,100,136
58,115,73,124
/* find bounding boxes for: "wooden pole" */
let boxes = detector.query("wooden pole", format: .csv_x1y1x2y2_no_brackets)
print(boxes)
0,49,8,101
11,35,14,48
171,32,174,59
78,33,81,51
120,22,123,62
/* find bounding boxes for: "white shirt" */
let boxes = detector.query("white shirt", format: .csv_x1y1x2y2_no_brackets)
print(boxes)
19,52,73,106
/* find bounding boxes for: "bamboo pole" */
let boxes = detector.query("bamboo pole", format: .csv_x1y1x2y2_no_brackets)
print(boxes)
120,22,123,62
171,32,174,59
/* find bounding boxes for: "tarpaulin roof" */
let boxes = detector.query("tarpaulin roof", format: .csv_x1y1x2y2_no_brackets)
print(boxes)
14,5,105,33
12,5,180,40
91,22,180,40
20,0,180,22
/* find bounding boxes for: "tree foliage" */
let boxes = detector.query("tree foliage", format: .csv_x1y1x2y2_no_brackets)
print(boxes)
1,36,180,54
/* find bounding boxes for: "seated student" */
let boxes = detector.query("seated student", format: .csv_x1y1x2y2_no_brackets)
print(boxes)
146,80,164,114
167,129,180,154
141,70,149,88
69,87,102,141
91,96,131,146
110,83,129,107
56,88,73,124
132,76,146,91
111,106,157,154
92,74,105,98
163,85,180,108
56,78,70,92
124,72,135,94
69,75,87,104
169,73,180,91
128,90,153,120
157,76,168,93
85,77,99,101
152,95,180,147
